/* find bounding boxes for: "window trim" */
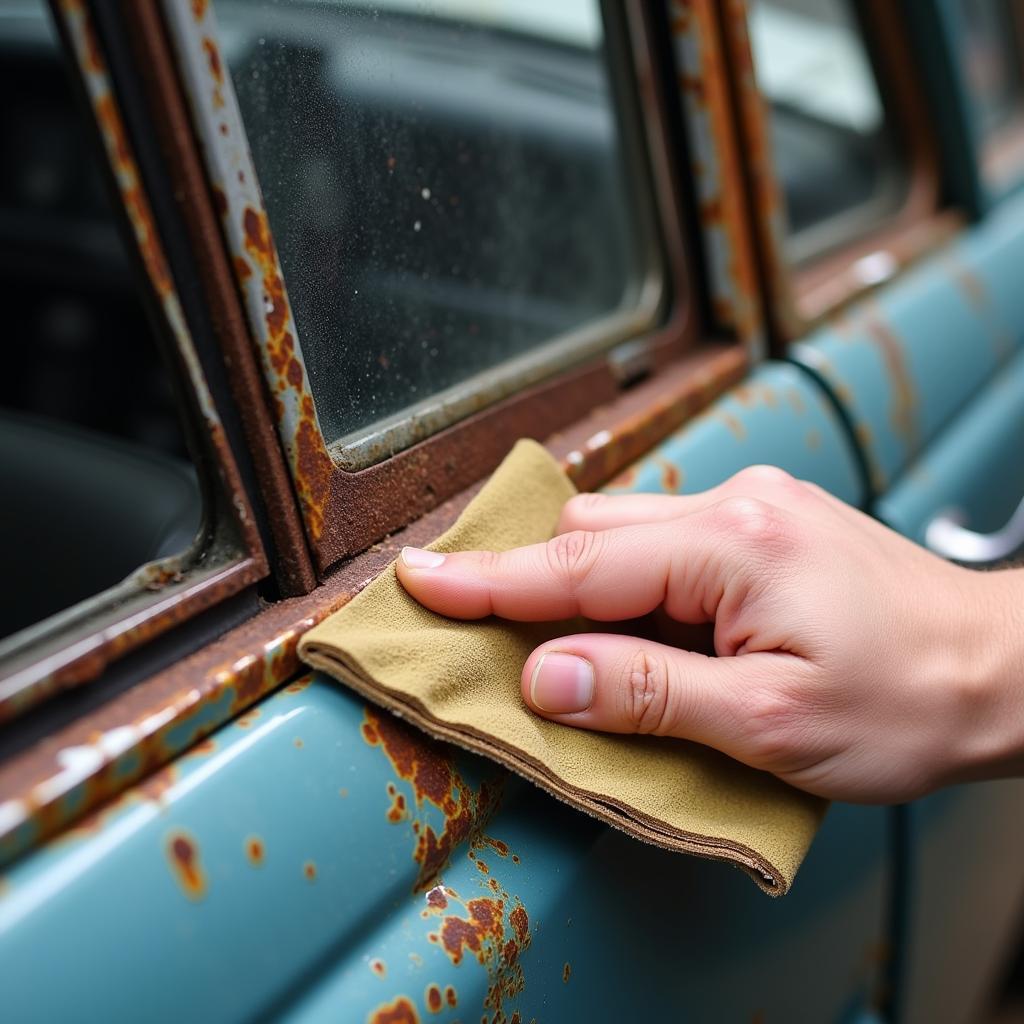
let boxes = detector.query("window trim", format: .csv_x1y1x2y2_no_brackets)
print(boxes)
0,0,269,725
159,0,725,575
723,0,956,340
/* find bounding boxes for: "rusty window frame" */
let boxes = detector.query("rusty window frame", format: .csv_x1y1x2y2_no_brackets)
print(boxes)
722,0,960,339
0,1,270,726
155,0,753,577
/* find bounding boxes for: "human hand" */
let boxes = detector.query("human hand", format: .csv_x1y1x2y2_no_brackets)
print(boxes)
397,466,1024,803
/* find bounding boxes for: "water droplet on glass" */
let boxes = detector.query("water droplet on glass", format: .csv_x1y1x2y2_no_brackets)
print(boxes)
421,187,431,200
413,220,421,232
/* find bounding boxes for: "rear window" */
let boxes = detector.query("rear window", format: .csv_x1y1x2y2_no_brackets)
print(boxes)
748,0,906,263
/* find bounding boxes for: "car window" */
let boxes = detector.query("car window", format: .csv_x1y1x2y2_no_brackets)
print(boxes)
0,5,203,662
747,0,905,263
956,0,1024,186
215,0,662,466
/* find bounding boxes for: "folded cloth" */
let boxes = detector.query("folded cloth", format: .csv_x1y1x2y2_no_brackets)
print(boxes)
299,439,826,894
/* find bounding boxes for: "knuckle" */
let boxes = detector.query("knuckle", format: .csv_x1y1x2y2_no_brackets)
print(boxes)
738,687,802,768
544,529,603,593
711,496,792,552
618,648,678,735
730,464,796,494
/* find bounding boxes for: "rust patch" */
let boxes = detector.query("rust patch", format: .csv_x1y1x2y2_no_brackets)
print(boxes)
713,410,747,441
303,860,317,882
371,996,419,1024
476,836,509,857
864,316,917,449
445,986,457,1008
563,962,572,984
362,707,500,892
191,0,208,18
235,708,261,729
425,984,442,1014
425,889,531,1023
246,836,265,867
166,830,206,901
370,959,387,978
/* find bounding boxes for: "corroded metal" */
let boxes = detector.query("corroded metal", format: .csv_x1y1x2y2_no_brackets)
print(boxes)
0,1,267,722
161,0,335,549
668,0,766,359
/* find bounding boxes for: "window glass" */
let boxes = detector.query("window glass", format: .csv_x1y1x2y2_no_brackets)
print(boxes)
957,0,1024,164
217,0,659,458
748,0,904,261
0,1,203,642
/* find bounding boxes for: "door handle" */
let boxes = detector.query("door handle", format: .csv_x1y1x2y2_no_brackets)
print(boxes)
924,497,1024,566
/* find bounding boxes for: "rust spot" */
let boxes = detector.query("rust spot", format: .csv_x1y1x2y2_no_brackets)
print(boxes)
386,784,409,824
191,0,208,18
475,859,490,875
511,855,520,865
785,388,806,415
563,962,571,984
339,787,349,798
806,429,821,451
370,996,419,1024
166,830,206,901
655,456,682,494
246,835,265,866
425,984,442,1014
370,958,386,978
445,986,457,1008
294,737,304,749
284,676,312,695
235,708,261,728
303,860,317,882
477,836,509,857
234,256,253,282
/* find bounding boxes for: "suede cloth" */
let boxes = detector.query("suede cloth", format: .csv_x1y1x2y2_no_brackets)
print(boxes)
299,440,826,894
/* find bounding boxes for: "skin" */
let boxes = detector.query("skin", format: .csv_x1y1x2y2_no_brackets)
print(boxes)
397,465,1024,803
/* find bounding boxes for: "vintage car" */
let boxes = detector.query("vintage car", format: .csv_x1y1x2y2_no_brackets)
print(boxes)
2,0,1024,1020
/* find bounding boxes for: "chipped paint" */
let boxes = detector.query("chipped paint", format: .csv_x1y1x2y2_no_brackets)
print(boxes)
166,829,206,901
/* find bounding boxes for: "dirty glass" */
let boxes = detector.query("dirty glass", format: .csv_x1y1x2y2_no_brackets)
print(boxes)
218,0,657,458
957,0,1024,171
748,0,904,262
0,1,203,642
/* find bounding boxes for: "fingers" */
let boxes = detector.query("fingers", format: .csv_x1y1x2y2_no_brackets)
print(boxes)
558,465,821,535
519,632,811,771
398,499,789,623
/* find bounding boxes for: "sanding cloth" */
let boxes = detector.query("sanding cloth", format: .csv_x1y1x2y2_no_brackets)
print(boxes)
299,439,827,894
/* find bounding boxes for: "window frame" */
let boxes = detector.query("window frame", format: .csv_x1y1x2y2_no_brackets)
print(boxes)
723,0,957,340
0,0,269,724
156,0,739,576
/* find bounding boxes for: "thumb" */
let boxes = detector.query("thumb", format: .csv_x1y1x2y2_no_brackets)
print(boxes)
521,633,809,772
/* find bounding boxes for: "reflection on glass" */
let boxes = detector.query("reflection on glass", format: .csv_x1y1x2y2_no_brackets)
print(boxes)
219,0,653,451
748,0,903,260
0,1,202,641
958,0,1024,141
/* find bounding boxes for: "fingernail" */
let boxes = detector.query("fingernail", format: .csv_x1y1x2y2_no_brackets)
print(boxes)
530,653,595,714
401,546,446,570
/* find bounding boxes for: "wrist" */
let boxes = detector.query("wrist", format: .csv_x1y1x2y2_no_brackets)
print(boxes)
943,567,1024,785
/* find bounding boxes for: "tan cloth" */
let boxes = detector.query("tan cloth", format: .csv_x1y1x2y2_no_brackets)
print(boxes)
299,440,826,894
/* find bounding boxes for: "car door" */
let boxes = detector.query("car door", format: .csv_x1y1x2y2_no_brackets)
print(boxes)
0,1,932,1021
735,1,1024,1021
